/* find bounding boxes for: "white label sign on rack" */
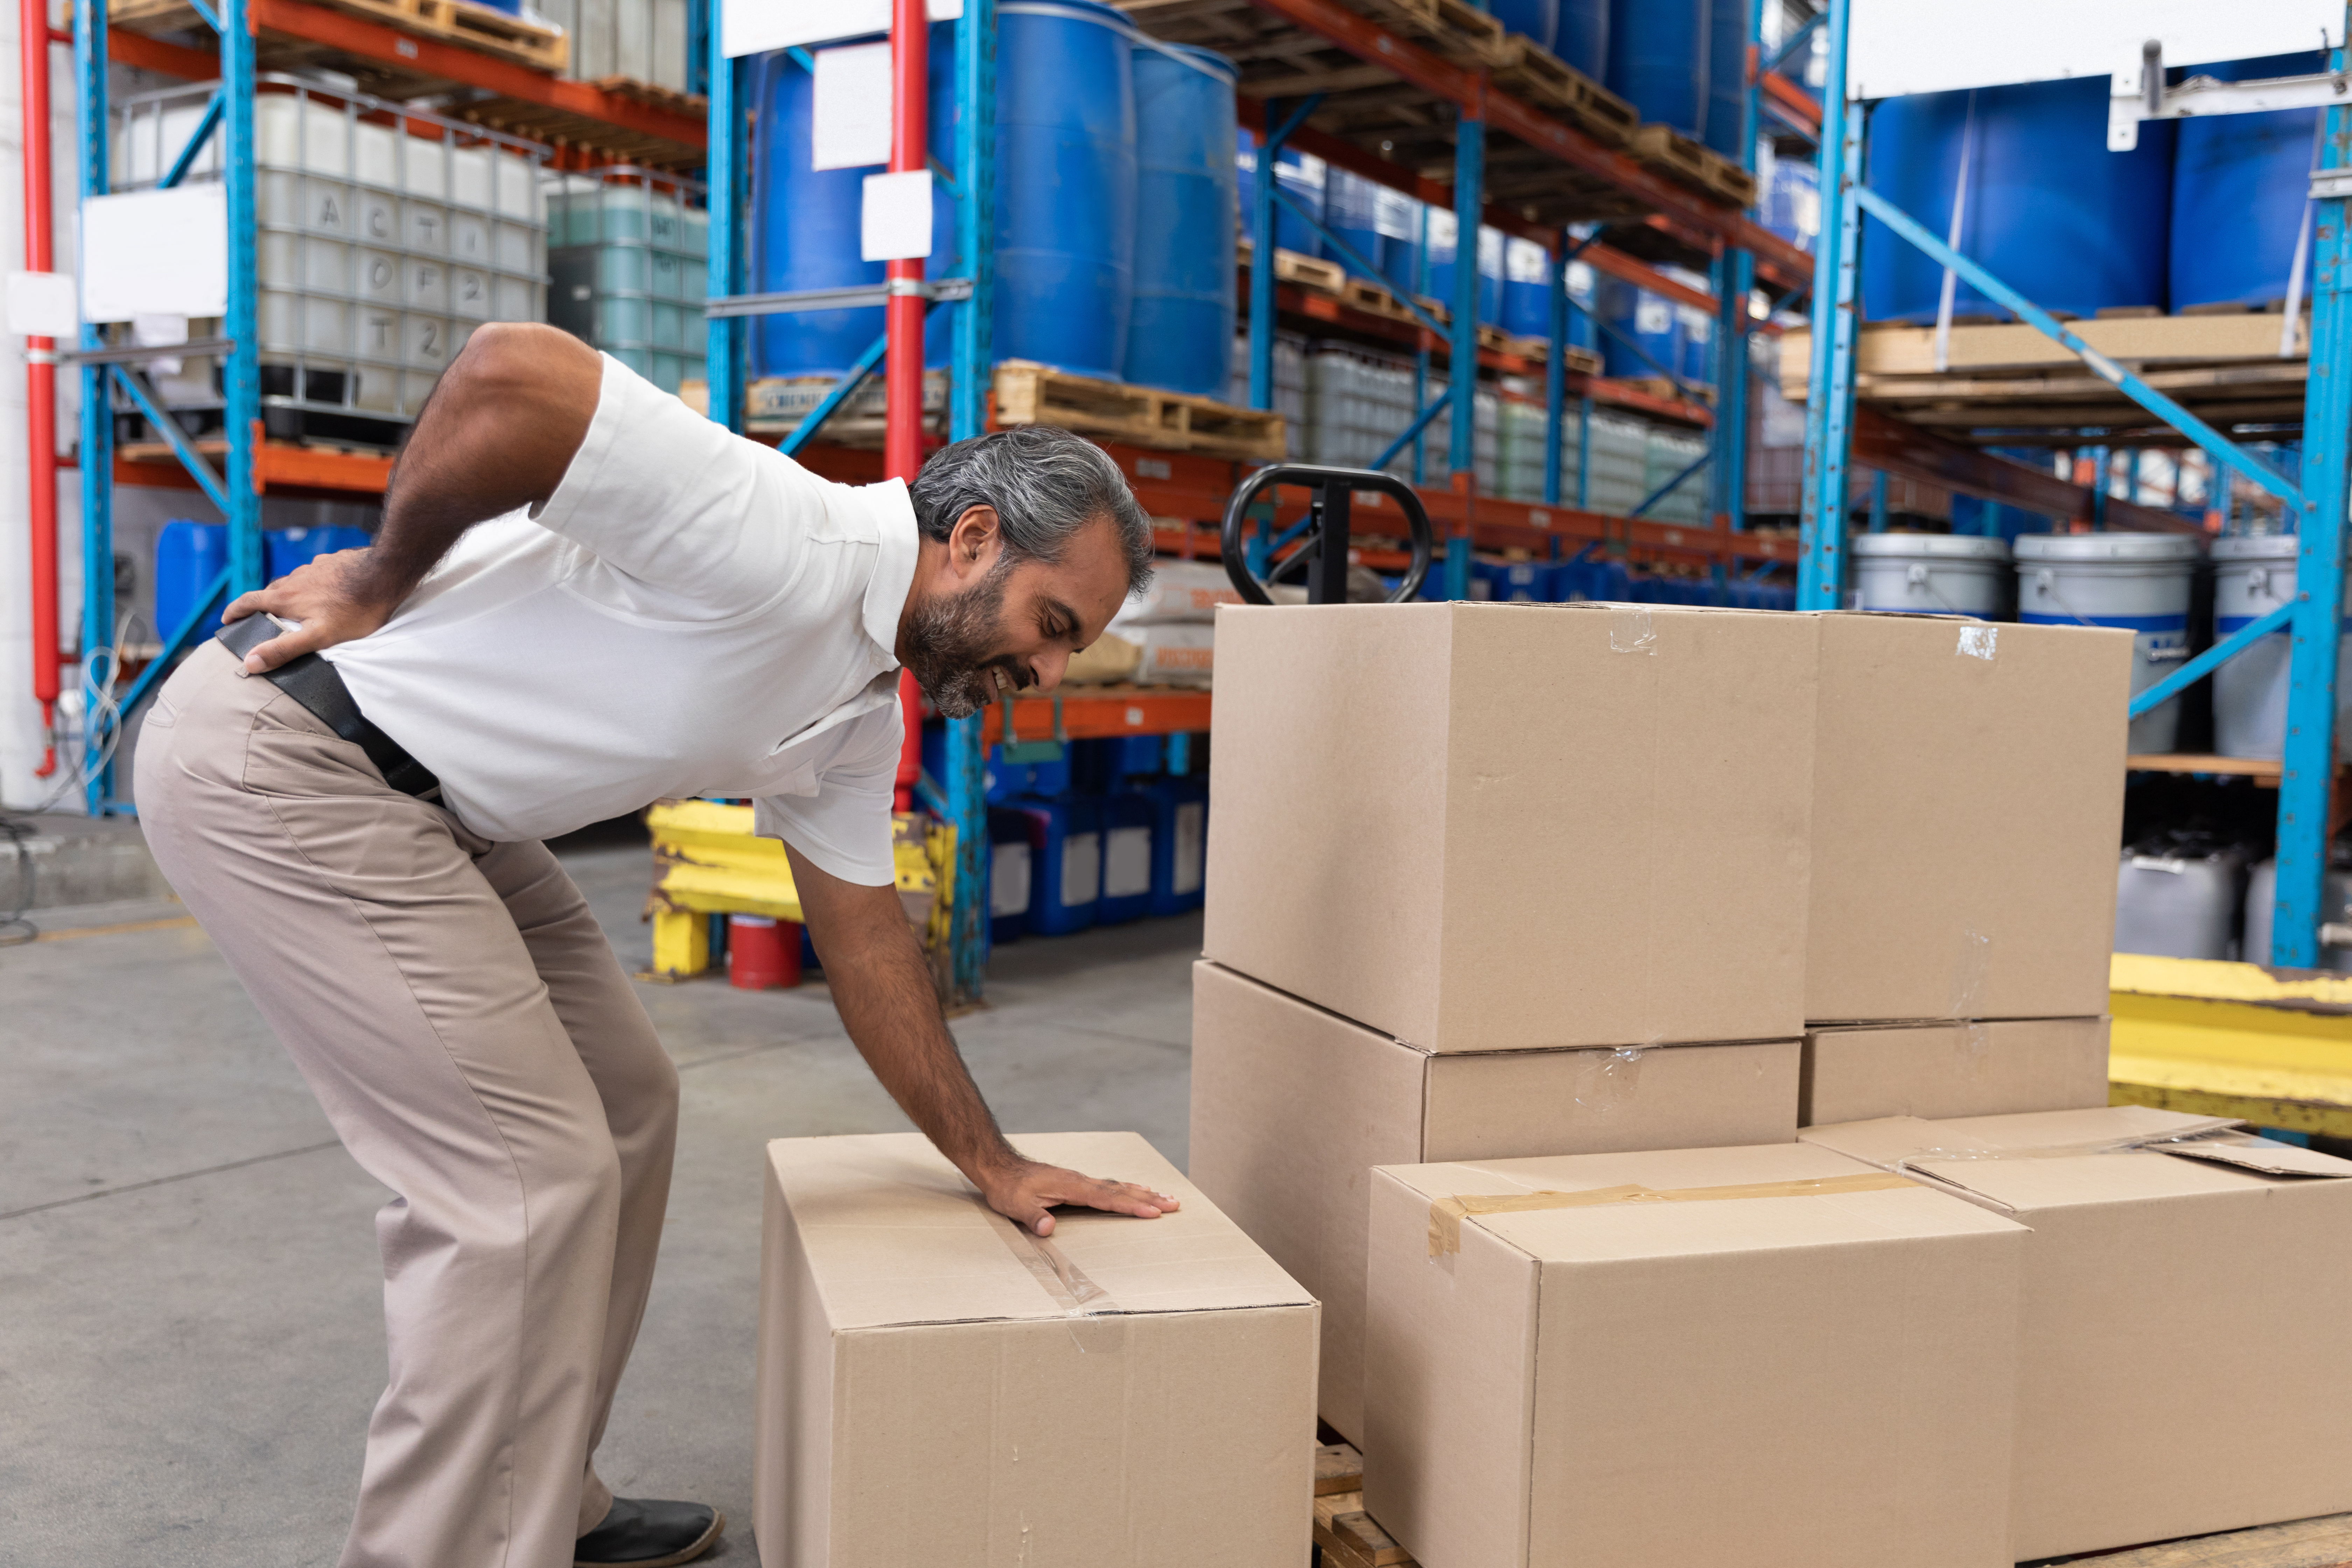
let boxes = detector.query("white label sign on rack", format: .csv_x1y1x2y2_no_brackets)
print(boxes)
811,41,894,169
78,186,227,322
1849,0,2338,99
861,169,933,260
722,0,961,58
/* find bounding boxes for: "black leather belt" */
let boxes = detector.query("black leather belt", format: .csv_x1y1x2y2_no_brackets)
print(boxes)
216,614,442,799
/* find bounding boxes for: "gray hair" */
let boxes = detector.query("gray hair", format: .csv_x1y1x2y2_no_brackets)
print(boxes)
909,426,1156,592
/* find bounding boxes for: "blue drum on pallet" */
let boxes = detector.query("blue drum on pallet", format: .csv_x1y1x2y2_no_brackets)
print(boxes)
1489,0,1608,78
2172,51,2325,310
1502,236,1552,339
1609,0,1742,148
1593,272,1681,380
749,27,958,377
1234,133,1327,259
1125,41,1238,394
997,0,1139,379
1377,189,1422,296
1325,168,1386,275
1863,76,2175,323
1428,218,1504,326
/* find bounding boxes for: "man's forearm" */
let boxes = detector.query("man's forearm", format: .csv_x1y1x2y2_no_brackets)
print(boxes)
811,896,1020,1182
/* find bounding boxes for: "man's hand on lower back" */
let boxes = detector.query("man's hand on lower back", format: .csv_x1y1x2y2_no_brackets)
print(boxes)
222,547,400,672
979,1157,1182,1237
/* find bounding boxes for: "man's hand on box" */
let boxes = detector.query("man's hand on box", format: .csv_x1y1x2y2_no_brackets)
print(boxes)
982,1158,1181,1238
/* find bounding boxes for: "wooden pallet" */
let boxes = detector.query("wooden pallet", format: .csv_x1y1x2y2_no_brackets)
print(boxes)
1312,1444,1416,1568
586,75,707,117
994,359,1288,461
1490,35,1638,146
1626,124,1758,210
112,0,567,69
1337,0,1507,68
1275,248,1350,296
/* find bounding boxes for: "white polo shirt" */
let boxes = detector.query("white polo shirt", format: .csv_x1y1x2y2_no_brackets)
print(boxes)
323,353,915,886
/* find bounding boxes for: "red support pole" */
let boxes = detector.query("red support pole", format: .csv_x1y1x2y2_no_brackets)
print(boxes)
886,0,929,809
22,0,60,775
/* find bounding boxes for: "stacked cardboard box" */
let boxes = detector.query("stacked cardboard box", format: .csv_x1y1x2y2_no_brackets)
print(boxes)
1193,601,1820,1442
1801,614,2130,1124
1194,604,2352,1567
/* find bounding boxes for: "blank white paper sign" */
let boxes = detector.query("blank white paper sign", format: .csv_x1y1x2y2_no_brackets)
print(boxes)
1849,0,2339,98
861,169,933,260
5,271,80,336
79,186,227,322
811,42,894,170
721,0,960,59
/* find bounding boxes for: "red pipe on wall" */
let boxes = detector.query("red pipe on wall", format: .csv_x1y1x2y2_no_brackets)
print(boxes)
885,0,928,808
21,0,59,776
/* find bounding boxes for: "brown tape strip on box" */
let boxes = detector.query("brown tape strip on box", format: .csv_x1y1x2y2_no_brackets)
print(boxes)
1427,1172,1917,1256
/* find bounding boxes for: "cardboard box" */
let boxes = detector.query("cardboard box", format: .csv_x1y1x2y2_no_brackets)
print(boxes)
1801,1106,2352,1561
753,1130,1319,1568
1808,614,2131,1024
1188,960,1799,1443
1800,1015,2112,1126
1361,1143,2025,1568
1205,602,1818,1052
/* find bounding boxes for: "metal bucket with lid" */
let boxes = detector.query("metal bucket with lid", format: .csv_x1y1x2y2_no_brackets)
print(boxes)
2015,533,2201,753
2209,534,2352,760
1851,533,2011,618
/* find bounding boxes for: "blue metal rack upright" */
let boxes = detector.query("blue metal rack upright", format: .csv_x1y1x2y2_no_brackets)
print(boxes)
1797,0,2352,967
69,0,265,813
702,0,997,1001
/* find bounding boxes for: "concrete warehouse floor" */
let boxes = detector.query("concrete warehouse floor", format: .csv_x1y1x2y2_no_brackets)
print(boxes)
1,835,1200,1567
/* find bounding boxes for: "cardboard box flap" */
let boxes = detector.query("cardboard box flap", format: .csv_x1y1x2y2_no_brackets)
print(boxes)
1381,1143,2023,1266
1797,1107,2352,1211
2155,1132,2352,1180
765,1131,1314,1331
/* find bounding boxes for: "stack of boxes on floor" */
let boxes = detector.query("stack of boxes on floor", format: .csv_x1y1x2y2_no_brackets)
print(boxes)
1192,602,2352,1567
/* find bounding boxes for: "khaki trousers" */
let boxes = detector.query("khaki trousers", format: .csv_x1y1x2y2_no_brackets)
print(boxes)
135,642,679,1568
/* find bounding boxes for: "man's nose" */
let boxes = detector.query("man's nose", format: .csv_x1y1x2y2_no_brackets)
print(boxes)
1030,650,1071,692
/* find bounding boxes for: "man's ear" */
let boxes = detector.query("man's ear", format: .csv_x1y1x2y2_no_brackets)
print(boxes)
948,505,1001,582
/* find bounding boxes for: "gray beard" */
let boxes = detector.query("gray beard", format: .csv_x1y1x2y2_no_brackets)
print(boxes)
903,556,1025,720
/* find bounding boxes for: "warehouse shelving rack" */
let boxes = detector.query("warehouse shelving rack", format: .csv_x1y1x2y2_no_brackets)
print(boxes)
55,0,707,814
1794,0,2352,967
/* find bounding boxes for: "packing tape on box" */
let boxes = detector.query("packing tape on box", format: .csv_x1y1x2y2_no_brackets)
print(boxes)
1427,1172,1917,1257
1608,607,1657,656
992,1216,1130,1353
1571,1045,1646,1114
1881,1127,2347,1198
1956,623,1998,661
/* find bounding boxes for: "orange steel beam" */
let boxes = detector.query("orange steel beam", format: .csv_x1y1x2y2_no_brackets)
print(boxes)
245,0,706,148
107,25,219,77
1759,69,1823,137
1238,0,1811,289
1852,406,2203,535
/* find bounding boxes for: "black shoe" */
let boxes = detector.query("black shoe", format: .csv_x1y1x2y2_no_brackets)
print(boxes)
574,1498,724,1567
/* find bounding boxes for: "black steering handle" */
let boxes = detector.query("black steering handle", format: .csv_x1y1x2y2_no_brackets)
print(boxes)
1219,464,1436,606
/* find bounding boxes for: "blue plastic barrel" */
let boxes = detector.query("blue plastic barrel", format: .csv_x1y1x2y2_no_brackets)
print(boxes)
1234,132,1325,258
265,524,370,582
1097,792,1154,925
1014,795,1101,935
1760,142,1820,252
1125,41,1237,394
997,0,1138,378
1676,300,1713,382
1702,0,1743,157
1502,236,1552,338
1139,773,1206,916
1489,0,1608,78
921,727,1074,803
2172,51,2324,310
1862,77,2175,322
1607,0,1703,135
1378,192,1422,295
1594,272,1681,379
154,520,229,643
749,28,957,377
1428,218,1504,326
1326,168,1386,276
